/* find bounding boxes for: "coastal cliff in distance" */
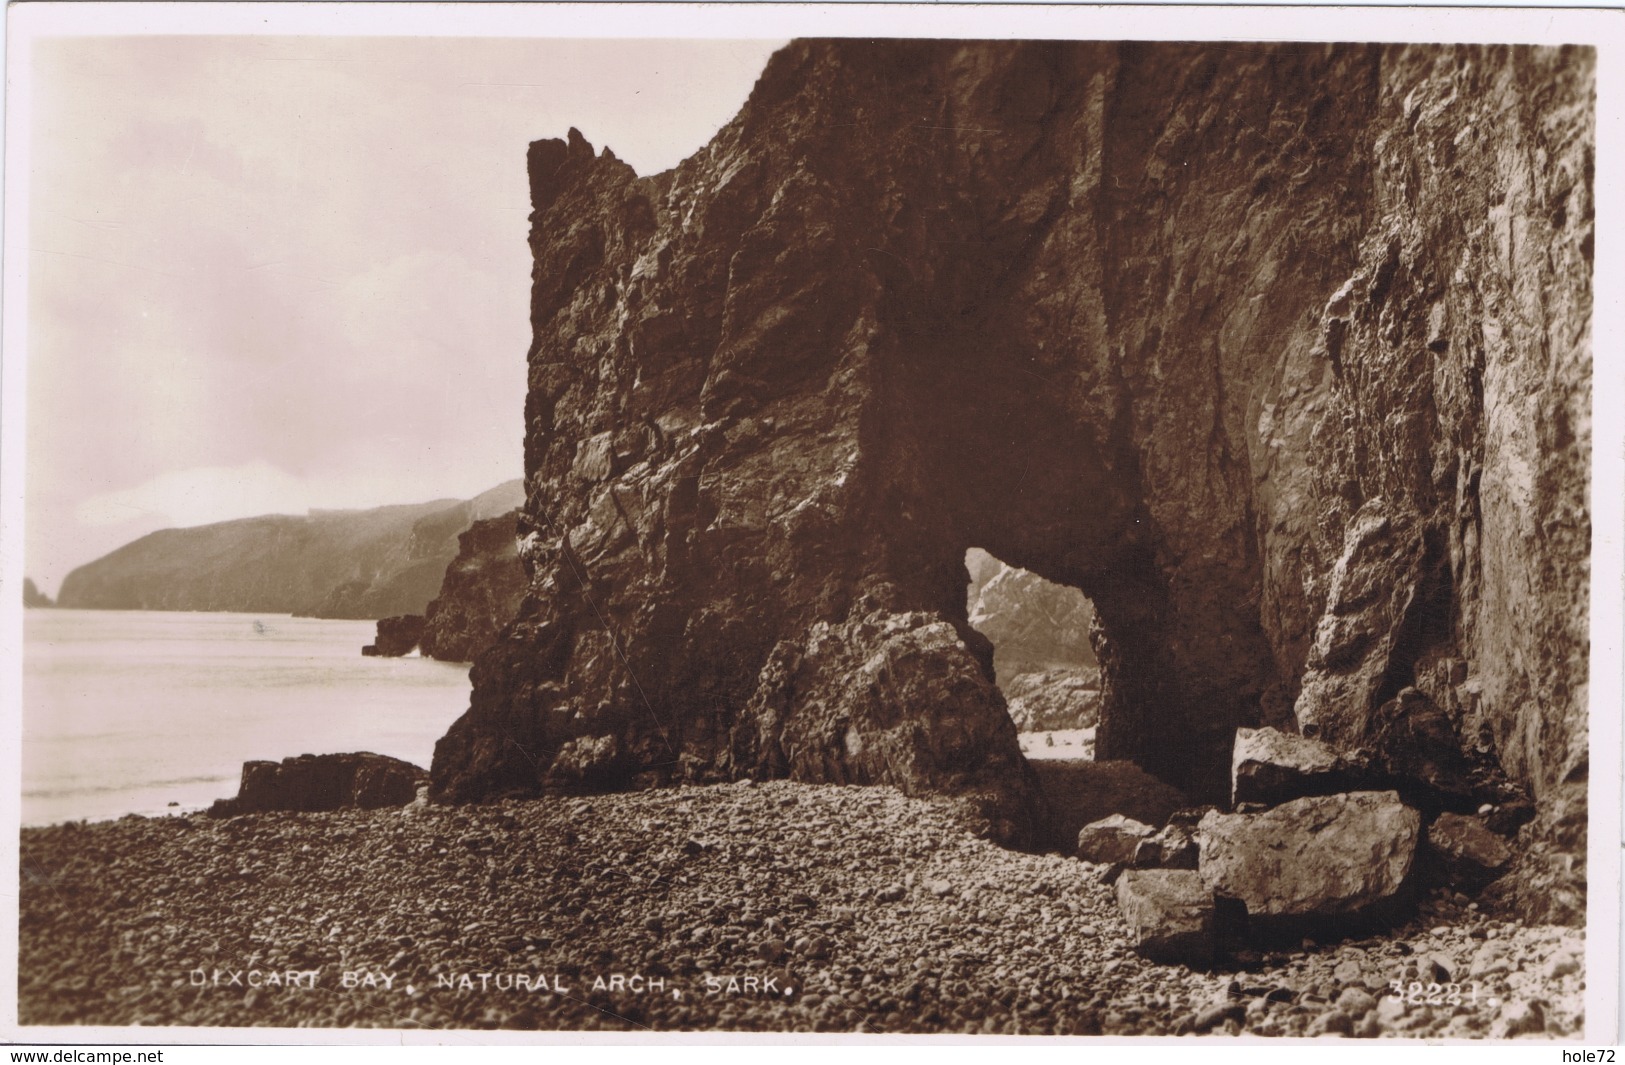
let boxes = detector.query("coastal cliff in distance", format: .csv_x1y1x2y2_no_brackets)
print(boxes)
56,480,522,619
432,40,1590,872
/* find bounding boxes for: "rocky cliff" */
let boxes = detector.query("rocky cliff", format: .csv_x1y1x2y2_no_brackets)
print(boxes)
362,509,529,661
420,511,528,662
431,42,1591,856
57,481,522,619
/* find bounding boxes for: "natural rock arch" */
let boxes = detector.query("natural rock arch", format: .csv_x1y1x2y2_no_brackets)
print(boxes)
431,40,1591,853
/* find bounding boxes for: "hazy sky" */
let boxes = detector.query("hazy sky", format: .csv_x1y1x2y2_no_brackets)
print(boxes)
22,35,783,595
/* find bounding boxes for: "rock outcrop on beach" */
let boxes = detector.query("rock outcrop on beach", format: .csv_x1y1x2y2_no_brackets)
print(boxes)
1198,791,1421,931
207,752,427,817
362,615,427,657
55,481,521,619
1098,724,1548,960
432,41,1591,869
22,578,53,608
421,511,528,662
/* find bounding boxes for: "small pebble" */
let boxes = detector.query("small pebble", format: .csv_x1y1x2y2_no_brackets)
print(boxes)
1336,987,1377,1017
1307,1009,1354,1037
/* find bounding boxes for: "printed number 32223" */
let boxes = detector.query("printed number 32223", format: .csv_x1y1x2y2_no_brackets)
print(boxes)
1387,980,1479,1006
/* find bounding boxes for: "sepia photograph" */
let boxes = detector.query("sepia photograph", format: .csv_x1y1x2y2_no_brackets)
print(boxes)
3,2,1618,1046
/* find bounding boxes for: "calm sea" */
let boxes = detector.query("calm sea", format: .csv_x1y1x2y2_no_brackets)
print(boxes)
22,609,472,826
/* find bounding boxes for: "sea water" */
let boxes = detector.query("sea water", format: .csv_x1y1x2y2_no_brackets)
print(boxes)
21,609,472,826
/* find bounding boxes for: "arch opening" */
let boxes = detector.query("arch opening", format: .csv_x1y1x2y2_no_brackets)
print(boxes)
963,547,1101,761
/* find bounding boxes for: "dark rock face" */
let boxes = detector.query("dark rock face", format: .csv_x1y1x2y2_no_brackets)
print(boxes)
432,41,1591,852
1427,811,1515,889
1133,823,1200,871
1076,814,1155,865
419,511,528,663
360,510,527,662
208,753,426,816
1004,760,1187,853
1231,726,1357,807
1197,791,1421,930
1116,869,1215,966
363,615,427,657
57,481,522,619
22,578,53,608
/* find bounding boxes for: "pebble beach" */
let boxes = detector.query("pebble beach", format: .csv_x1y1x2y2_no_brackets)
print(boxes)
18,779,1586,1037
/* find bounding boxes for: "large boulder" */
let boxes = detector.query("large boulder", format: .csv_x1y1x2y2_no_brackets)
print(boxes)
1231,726,1362,807
738,610,1048,845
363,614,426,657
208,753,427,816
1116,869,1216,966
1075,814,1156,865
1197,791,1420,930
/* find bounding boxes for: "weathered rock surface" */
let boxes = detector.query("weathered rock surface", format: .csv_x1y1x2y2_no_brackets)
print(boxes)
729,609,1047,843
1076,814,1156,865
1002,668,1102,732
1364,687,1479,810
1231,726,1358,807
1132,823,1200,871
360,510,528,663
1427,811,1514,889
1198,791,1421,929
363,614,426,657
419,511,528,662
207,753,427,817
432,41,1591,859
1116,869,1215,966
1234,715,1521,824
